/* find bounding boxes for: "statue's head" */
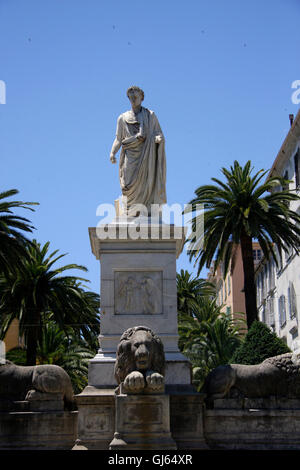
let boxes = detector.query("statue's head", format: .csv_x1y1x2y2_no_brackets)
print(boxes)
126,86,144,107
114,326,165,384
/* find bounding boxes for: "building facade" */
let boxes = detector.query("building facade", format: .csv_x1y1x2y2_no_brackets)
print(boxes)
255,110,300,353
208,242,261,325
3,318,22,352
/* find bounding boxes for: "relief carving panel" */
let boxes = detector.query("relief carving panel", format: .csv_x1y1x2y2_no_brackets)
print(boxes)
114,271,163,315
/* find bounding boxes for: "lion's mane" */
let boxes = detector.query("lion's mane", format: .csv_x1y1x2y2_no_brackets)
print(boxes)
114,326,165,384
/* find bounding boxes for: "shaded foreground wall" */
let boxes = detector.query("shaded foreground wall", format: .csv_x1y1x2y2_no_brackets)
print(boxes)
205,397,300,450
2,395,300,449
0,407,77,450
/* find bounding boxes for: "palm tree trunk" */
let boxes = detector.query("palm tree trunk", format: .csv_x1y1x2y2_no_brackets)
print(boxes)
26,310,39,366
26,336,37,365
240,230,259,329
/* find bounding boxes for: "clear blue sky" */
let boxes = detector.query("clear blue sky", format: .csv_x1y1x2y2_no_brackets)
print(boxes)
1,0,299,294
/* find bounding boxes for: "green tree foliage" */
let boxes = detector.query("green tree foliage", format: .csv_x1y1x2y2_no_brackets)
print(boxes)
231,320,290,365
36,321,96,394
177,269,215,316
178,295,244,390
6,347,27,365
0,240,100,366
185,161,300,328
0,189,38,274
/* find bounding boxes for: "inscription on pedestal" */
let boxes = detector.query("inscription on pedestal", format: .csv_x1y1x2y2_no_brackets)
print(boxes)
84,412,110,432
124,402,163,426
114,271,163,315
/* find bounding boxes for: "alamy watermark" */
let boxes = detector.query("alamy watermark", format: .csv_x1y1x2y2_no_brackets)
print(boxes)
291,80,300,105
0,340,5,364
95,199,204,252
0,80,6,104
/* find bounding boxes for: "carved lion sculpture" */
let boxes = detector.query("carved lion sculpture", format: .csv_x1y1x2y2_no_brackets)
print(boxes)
203,353,300,400
114,326,165,393
0,360,75,409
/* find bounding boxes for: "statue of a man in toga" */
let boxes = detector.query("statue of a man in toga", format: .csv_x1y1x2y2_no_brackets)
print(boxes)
110,86,167,216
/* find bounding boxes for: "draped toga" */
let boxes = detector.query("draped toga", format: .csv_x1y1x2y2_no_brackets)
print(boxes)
115,106,166,213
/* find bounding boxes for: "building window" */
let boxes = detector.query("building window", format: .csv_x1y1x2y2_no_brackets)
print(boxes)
281,336,287,345
279,295,287,328
269,259,275,290
226,306,231,316
276,246,283,272
220,262,224,277
288,282,298,319
258,272,263,305
227,276,231,295
266,260,274,291
256,275,260,305
253,249,262,261
294,149,300,188
267,295,275,328
261,272,265,301
263,265,268,298
290,325,298,340
261,305,266,323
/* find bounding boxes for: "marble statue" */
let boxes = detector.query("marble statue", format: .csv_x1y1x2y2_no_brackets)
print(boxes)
114,326,165,394
0,360,75,409
203,352,300,400
110,86,166,215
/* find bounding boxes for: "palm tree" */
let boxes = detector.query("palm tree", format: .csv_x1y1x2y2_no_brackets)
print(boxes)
178,297,244,390
177,269,215,316
178,297,220,352
185,160,300,328
37,321,96,394
0,189,38,274
0,240,100,365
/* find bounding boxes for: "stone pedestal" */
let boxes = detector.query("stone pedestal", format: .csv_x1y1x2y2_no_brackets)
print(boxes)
73,386,115,450
73,217,200,450
0,406,77,450
204,397,300,450
169,389,208,449
88,218,191,387
25,390,64,412
74,385,208,450
109,392,177,450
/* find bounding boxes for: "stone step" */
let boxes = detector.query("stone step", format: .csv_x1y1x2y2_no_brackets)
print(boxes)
13,401,29,411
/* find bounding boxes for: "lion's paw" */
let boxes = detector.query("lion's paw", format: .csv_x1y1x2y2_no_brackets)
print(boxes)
123,371,145,393
145,371,164,392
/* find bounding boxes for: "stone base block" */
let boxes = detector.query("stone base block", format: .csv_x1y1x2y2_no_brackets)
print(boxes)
73,386,115,450
165,358,192,385
88,355,192,387
88,357,116,388
74,386,207,450
205,399,300,450
0,410,77,450
109,393,177,450
25,390,64,411
170,392,208,449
